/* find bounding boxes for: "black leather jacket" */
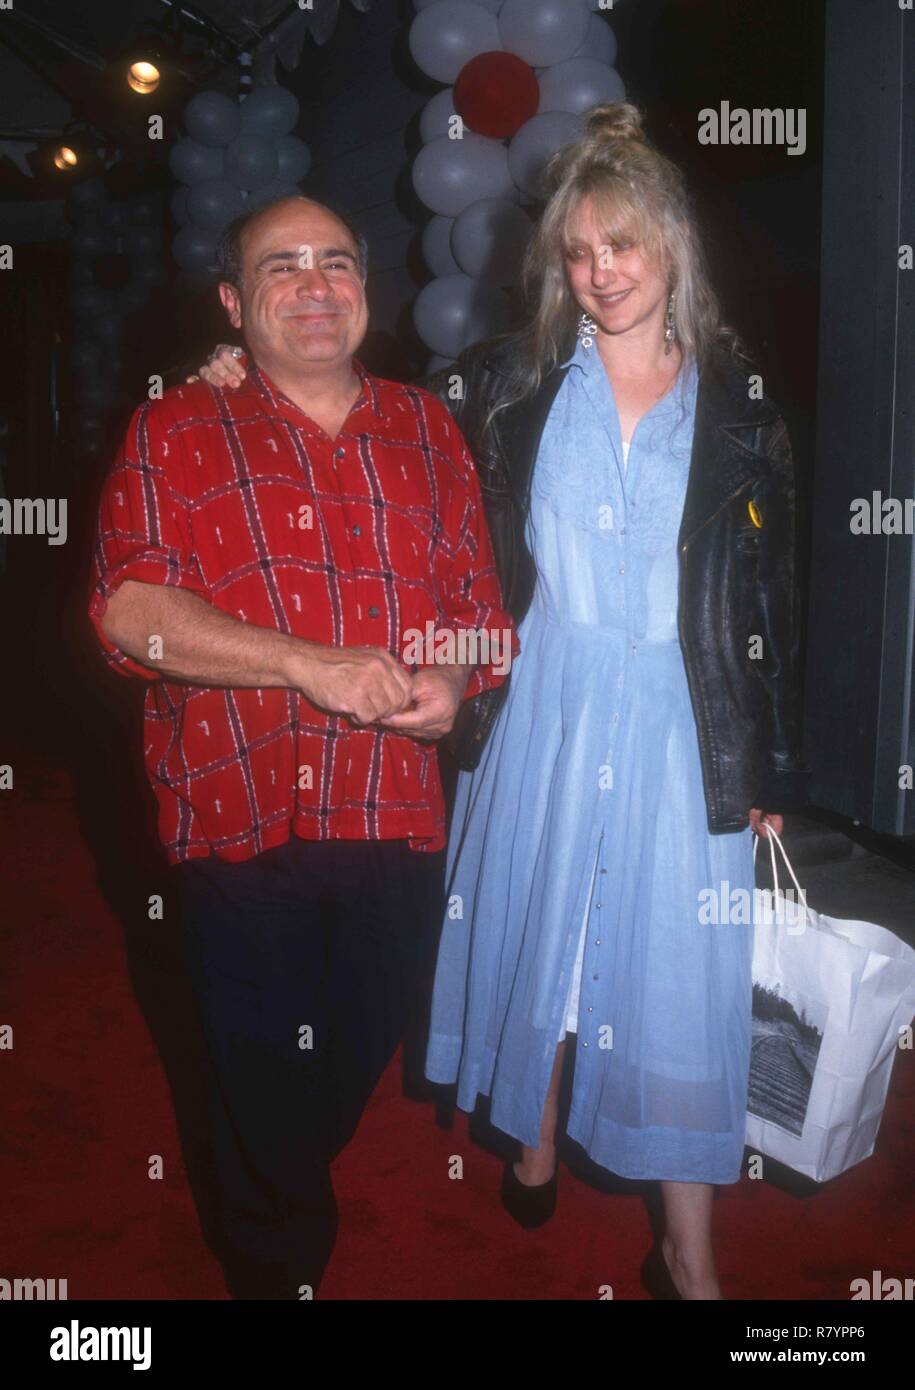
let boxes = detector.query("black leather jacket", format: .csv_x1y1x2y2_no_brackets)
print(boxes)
421,329,809,833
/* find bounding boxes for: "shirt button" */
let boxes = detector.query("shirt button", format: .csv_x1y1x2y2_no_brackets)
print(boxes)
335,447,345,458
612,713,619,723
595,939,601,946
619,566,625,574
352,525,362,537
582,1041,589,1048
587,1006,593,1013
368,605,380,619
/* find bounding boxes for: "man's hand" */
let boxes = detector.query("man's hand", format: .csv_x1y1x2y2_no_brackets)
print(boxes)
284,644,415,725
187,344,248,389
377,665,473,741
749,809,783,839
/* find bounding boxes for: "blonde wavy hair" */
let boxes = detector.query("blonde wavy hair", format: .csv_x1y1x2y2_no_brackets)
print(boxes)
485,102,751,423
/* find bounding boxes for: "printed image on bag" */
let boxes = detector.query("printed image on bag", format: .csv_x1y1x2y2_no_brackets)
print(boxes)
748,981,827,1137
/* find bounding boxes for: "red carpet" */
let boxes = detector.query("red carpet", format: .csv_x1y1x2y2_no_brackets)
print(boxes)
2,745,913,1301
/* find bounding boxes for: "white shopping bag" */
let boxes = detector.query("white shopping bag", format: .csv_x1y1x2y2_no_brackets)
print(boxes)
744,824,915,1182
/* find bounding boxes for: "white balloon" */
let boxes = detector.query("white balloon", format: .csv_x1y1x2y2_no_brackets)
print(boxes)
451,198,531,286
508,111,584,198
422,216,460,276
413,272,513,358
420,88,458,144
570,13,618,65
499,0,591,68
537,59,626,114
409,1,502,84
413,132,514,217
425,353,457,373
415,0,501,10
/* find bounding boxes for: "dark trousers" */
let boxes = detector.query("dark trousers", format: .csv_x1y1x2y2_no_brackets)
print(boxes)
174,835,445,1299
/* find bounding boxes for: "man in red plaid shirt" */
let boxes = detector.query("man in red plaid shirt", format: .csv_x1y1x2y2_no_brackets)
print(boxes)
89,195,516,1299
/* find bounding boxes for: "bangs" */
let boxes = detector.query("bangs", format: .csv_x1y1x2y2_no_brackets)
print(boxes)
562,185,655,255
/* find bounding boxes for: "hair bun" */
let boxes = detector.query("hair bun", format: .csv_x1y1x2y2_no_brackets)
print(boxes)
584,102,645,145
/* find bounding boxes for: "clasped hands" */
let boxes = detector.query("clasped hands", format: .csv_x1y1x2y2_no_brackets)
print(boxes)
293,644,470,743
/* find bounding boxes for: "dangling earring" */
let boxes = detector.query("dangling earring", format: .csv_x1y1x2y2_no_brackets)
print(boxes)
578,310,598,349
663,290,676,355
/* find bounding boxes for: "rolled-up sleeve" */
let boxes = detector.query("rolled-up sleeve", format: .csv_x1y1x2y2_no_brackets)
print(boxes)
88,400,210,680
434,411,520,702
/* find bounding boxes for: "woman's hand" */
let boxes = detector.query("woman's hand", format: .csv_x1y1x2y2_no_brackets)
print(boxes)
186,344,248,389
749,809,783,839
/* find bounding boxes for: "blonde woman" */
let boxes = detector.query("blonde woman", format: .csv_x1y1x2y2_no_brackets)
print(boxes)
195,103,806,1299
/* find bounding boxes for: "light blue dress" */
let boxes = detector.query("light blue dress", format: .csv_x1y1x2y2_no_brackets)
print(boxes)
425,335,756,1184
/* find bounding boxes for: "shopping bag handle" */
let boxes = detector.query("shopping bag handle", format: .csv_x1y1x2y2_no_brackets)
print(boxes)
752,820,813,926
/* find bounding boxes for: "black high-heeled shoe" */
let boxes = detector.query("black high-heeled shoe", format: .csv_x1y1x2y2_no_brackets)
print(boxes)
500,1158,558,1229
640,1243,683,1300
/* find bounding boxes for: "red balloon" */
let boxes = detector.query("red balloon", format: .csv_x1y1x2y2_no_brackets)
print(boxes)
453,52,540,140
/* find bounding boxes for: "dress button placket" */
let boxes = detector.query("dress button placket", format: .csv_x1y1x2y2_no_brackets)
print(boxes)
582,836,608,1045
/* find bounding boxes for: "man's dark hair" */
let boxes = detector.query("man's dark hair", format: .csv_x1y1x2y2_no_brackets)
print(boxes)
216,196,369,287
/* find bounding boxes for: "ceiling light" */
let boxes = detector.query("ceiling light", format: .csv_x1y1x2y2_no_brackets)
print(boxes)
127,60,161,94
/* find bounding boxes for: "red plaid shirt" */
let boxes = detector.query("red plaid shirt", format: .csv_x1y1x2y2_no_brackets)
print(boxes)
89,359,517,864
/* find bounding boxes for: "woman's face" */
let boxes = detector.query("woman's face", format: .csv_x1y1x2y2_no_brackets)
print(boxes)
563,194,670,346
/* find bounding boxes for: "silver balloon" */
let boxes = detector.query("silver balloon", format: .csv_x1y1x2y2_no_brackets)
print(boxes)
508,111,584,198
72,286,108,318
451,198,531,286
172,225,220,271
101,203,128,234
169,137,225,185
420,88,458,144
499,0,591,67
73,227,115,256
70,341,99,371
537,58,626,114
122,227,159,257
275,135,312,182
187,178,247,231
413,273,513,358
95,315,126,346
409,1,502,84
571,13,618,65
133,260,164,286
225,134,279,190
239,85,300,137
122,282,151,311
422,216,459,276
413,132,514,218
128,192,160,225
415,0,501,10
184,90,242,148
68,177,107,211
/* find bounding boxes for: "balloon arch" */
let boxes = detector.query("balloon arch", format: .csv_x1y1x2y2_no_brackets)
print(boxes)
409,0,625,367
168,87,312,276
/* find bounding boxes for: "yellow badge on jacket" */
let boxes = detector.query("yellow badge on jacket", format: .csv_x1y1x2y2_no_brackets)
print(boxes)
747,500,763,528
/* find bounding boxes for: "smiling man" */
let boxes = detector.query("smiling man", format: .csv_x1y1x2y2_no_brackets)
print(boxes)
88,196,516,1299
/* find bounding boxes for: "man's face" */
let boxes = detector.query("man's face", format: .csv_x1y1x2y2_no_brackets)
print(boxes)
219,199,368,372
